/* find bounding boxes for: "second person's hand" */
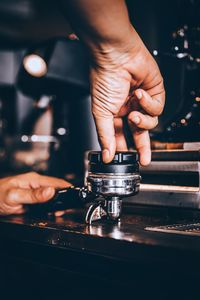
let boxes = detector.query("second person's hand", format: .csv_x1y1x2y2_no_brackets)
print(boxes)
0,172,71,216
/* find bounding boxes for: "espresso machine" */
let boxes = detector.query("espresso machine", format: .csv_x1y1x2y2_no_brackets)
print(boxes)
0,0,199,225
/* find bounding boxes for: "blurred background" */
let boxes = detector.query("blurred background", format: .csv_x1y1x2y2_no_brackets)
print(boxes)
0,0,199,183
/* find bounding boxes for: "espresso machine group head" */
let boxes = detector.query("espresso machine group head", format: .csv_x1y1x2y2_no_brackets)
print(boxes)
31,151,141,224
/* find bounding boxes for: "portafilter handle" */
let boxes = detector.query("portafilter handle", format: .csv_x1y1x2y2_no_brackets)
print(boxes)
28,186,97,215
29,151,141,224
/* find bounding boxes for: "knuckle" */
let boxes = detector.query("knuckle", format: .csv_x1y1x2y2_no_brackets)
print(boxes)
157,92,165,116
33,189,45,203
7,177,18,186
154,117,159,127
30,191,39,203
157,107,164,116
7,189,18,203
153,99,165,117
127,112,133,122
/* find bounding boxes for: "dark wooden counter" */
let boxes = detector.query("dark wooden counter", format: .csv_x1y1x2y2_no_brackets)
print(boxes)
1,206,200,299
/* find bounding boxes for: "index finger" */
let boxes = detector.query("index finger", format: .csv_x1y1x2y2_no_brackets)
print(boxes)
92,109,116,163
15,172,71,189
6,187,55,205
36,174,71,188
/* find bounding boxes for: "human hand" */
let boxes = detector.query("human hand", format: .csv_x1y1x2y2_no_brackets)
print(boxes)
0,172,71,216
90,29,165,165
61,0,165,165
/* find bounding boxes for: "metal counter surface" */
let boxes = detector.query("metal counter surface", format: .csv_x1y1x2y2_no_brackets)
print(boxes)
1,207,200,299
1,207,200,263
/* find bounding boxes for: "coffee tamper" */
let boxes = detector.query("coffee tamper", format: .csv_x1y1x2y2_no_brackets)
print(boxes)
31,151,140,224
85,151,140,224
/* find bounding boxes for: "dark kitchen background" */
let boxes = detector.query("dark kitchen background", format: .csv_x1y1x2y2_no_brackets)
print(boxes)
0,0,199,183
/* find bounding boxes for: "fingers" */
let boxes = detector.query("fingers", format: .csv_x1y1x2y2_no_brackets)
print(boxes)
134,89,164,117
14,172,71,189
93,111,116,163
128,111,158,130
54,210,66,217
6,186,55,206
54,209,74,217
0,204,26,216
1,173,72,216
133,130,151,166
127,88,160,166
35,174,71,189
127,89,162,165
11,206,27,215
114,118,128,151
128,116,151,166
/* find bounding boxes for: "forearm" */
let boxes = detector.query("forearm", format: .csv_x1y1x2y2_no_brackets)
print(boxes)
61,0,142,52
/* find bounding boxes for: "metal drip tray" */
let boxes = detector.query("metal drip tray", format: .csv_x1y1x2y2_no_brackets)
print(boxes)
145,222,200,236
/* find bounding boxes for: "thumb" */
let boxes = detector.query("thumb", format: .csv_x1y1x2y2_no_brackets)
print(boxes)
32,187,56,203
7,187,56,205
93,111,116,163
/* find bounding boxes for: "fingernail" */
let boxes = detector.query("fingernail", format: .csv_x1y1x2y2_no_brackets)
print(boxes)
42,187,54,199
132,116,140,125
136,90,142,99
102,149,110,163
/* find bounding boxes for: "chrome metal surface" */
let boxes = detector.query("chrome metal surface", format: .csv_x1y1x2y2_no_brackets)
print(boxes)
125,184,200,209
85,197,122,224
87,173,140,197
105,197,122,220
146,222,200,236
85,202,107,224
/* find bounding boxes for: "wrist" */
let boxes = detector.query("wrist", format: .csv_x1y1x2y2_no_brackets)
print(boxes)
87,26,145,68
